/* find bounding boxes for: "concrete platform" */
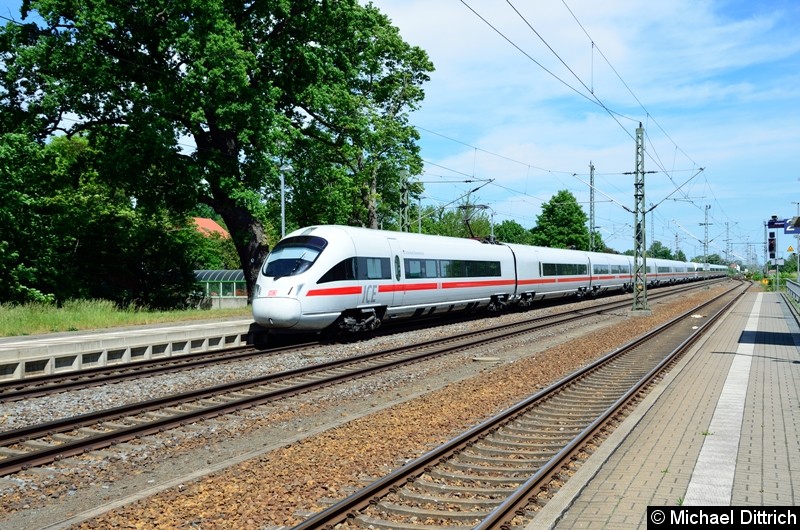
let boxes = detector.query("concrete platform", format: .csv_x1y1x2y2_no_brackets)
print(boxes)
0,319,258,381
532,290,800,528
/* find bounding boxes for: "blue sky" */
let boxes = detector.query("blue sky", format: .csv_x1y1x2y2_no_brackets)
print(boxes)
368,0,800,264
3,1,799,264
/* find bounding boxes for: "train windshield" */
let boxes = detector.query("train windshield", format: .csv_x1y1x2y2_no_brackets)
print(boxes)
262,235,327,278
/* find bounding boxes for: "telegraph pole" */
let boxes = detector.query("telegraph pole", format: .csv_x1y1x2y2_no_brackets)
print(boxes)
632,123,649,312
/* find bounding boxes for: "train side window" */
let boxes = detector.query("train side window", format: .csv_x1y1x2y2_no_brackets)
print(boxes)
394,256,401,281
405,259,439,279
467,260,501,277
423,260,438,278
440,260,465,278
362,257,391,280
318,258,356,283
542,263,587,276
405,259,422,278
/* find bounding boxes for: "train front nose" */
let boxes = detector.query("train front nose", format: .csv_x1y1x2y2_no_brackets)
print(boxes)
252,296,302,328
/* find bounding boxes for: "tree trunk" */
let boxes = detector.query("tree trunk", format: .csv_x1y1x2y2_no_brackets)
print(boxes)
216,201,270,304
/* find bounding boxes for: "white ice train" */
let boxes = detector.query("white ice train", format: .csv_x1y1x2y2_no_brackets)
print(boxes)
252,225,728,333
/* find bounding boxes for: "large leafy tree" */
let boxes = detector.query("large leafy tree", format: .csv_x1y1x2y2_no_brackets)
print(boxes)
1,0,431,300
494,219,534,245
529,190,590,249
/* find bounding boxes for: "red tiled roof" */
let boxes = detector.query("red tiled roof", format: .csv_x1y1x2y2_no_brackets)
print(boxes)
193,217,230,239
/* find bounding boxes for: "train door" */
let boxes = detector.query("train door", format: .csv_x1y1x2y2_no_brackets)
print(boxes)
387,238,404,308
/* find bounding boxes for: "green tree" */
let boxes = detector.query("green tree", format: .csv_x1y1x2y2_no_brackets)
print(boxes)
424,202,491,239
648,241,674,259
529,190,590,249
0,134,53,303
694,253,724,265
186,229,240,271
2,1,432,300
0,133,209,307
494,219,534,245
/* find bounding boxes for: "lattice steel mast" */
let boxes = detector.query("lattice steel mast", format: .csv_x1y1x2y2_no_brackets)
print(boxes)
632,123,648,311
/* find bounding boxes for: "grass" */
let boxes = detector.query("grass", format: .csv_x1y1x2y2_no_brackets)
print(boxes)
0,299,252,338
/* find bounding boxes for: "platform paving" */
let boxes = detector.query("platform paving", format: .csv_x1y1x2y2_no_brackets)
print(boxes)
532,291,800,529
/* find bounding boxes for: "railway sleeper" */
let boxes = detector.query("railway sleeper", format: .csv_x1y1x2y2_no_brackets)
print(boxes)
100,421,134,430
51,432,83,443
354,512,455,530
428,466,524,485
411,474,518,495
506,418,587,430
77,426,110,435
512,412,596,424
21,439,58,450
443,459,537,475
534,393,612,407
465,443,558,458
456,452,551,467
125,416,158,425
509,406,596,425
143,411,179,420
178,403,207,412
369,500,488,522
484,434,567,448
397,487,504,509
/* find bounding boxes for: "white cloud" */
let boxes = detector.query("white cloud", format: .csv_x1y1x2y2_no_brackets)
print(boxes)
370,0,800,257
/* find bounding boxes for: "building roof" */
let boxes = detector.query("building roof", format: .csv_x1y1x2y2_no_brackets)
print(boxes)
194,270,244,282
193,217,230,239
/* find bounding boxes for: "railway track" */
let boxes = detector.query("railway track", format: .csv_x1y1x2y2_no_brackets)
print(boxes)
0,279,723,403
0,341,316,402
0,279,729,478
291,280,748,529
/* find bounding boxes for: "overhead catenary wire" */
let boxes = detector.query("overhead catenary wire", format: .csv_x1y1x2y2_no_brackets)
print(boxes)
2,3,756,254
455,0,752,253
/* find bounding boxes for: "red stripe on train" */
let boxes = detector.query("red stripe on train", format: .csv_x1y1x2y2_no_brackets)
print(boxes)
441,279,516,289
378,283,438,293
306,286,363,296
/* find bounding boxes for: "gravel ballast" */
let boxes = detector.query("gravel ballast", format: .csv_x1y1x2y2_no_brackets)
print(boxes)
0,283,732,529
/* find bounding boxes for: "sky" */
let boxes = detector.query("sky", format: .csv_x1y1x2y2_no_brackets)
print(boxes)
365,0,800,265
2,1,799,265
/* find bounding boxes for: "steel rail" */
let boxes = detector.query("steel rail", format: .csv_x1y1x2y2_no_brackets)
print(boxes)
0,279,731,478
0,279,724,402
290,280,746,529
477,282,748,529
